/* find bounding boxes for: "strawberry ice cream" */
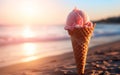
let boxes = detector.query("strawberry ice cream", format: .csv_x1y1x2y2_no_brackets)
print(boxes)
64,8,95,74
65,8,93,30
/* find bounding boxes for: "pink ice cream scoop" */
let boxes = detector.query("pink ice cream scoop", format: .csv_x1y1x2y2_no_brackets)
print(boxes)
65,8,93,30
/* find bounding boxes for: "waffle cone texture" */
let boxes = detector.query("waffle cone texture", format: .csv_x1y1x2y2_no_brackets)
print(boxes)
68,24,95,75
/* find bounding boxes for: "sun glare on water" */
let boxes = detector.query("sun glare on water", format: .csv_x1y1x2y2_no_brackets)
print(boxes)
23,43,37,56
22,26,35,38
22,43,38,62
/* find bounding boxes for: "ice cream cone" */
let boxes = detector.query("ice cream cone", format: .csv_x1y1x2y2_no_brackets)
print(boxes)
68,24,95,75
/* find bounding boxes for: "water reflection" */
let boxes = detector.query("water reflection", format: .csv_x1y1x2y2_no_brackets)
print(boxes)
23,43,37,56
22,43,38,62
22,56,38,62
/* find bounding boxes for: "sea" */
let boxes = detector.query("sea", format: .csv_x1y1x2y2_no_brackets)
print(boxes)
0,23,120,67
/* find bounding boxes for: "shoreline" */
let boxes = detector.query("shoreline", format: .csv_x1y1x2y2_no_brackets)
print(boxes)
0,35,120,68
0,40,120,75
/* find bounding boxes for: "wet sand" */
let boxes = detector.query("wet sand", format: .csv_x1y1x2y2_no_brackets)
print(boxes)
0,40,120,75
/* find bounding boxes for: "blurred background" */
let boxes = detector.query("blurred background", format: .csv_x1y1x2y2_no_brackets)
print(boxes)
0,0,120,67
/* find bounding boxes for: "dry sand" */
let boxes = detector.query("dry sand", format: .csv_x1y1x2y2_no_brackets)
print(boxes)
0,40,120,75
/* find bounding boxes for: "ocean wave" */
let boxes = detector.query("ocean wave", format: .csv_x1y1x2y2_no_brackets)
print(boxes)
0,24,120,45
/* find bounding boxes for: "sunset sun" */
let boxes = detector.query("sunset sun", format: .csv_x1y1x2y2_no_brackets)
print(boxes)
19,1,38,17
22,26,35,38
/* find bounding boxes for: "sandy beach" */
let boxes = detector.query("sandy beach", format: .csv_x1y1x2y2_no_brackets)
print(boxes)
0,40,120,75
0,0,120,75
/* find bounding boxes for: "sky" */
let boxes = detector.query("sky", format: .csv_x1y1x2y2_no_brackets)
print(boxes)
0,0,120,25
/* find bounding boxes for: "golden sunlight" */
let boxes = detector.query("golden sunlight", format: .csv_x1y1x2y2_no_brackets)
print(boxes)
22,56,38,62
19,1,38,17
1,0,62,25
23,43,36,56
22,26,35,38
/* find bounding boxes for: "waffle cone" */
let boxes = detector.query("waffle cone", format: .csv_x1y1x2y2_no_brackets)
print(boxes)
68,24,95,75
